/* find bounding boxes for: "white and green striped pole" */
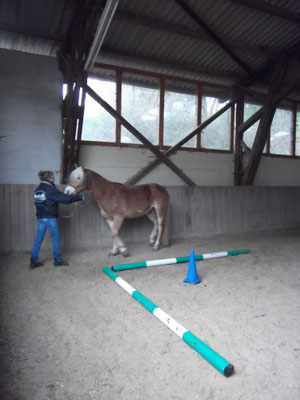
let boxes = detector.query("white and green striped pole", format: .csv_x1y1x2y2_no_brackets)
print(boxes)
111,249,250,272
103,266,234,377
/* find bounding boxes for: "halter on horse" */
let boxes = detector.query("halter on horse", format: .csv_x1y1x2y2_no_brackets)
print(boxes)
65,167,169,256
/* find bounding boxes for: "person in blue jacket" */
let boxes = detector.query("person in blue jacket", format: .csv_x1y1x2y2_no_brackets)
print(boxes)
30,170,82,270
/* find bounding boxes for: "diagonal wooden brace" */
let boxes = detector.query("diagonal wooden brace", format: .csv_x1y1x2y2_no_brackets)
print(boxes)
127,97,238,184
83,84,196,186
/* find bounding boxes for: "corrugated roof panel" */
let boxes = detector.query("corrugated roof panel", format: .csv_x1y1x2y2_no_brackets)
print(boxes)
0,30,58,56
107,18,239,70
0,0,71,36
265,0,300,13
118,0,200,33
0,0,299,97
196,0,300,49
97,49,236,86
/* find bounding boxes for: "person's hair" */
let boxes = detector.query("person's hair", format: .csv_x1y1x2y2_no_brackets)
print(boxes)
38,170,54,181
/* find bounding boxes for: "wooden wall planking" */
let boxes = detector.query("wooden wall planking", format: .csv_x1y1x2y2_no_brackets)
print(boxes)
1,184,300,253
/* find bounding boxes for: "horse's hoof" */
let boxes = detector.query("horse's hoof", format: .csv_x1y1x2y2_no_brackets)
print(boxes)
152,246,159,251
121,250,130,257
109,250,119,256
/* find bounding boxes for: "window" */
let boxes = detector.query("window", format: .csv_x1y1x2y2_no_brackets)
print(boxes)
164,80,197,148
201,87,231,150
270,107,292,155
80,66,234,153
296,106,300,156
82,72,116,142
66,65,300,158
121,73,159,145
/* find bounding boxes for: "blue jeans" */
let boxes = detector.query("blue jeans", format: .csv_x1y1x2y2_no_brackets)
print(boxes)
31,218,62,263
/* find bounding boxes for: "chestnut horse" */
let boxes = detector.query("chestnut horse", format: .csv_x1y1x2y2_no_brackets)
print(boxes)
65,167,169,256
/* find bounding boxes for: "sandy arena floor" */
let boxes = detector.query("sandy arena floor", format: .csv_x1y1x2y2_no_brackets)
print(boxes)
0,229,300,400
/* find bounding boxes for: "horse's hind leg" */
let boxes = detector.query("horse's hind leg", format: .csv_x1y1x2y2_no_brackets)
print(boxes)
152,193,169,250
146,209,158,245
152,207,167,251
106,216,129,257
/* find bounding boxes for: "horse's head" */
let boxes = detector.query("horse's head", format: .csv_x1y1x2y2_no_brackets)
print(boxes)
64,166,87,194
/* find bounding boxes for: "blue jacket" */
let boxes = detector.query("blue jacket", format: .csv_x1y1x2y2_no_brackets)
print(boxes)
34,181,82,218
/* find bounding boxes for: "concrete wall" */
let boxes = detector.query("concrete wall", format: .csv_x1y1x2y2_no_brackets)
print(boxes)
0,49,62,184
1,184,300,253
79,145,300,187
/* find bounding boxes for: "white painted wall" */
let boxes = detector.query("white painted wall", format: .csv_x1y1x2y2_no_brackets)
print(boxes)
79,145,234,185
79,145,300,186
255,156,300,186
0,49,62,184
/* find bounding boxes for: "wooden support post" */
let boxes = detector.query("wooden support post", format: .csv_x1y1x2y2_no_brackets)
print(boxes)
58,0,107,182
74,74,87,166
62,78,84,182
234,93,244,185
241,58,289,185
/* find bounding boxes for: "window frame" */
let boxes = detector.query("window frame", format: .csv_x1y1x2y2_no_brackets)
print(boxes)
243,99,300,159
80,64,300,158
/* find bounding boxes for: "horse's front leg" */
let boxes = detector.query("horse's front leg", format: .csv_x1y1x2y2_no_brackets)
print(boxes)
106,215,129,257
105,219,119,255
146,210,158,245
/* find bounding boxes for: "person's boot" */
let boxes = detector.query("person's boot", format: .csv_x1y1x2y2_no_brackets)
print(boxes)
29,261,44,270
53,260,69,267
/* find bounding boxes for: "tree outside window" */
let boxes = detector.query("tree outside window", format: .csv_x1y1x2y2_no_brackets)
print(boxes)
121,73,159,145
270,107,292,155
295,107,300,156
164,80,197,148
82,75,116,142
201,88,230,150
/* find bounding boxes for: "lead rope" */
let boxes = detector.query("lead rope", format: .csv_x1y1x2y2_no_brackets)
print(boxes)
60,201,79,219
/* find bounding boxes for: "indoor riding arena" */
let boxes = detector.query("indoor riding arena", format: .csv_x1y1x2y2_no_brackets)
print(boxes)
1,1,300,400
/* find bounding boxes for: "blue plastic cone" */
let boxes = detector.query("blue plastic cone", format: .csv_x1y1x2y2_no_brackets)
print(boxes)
184,249,202,284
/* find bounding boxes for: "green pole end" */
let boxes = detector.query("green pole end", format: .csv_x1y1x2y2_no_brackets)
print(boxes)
103,266,119,281
111,261,147,272
228,249,250,256
183,331,234,377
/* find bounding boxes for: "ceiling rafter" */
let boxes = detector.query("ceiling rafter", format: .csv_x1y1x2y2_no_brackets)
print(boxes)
174,0,253,76
0,26,63,41
229,0,300,24
101,46,245,81
115,10,281,59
